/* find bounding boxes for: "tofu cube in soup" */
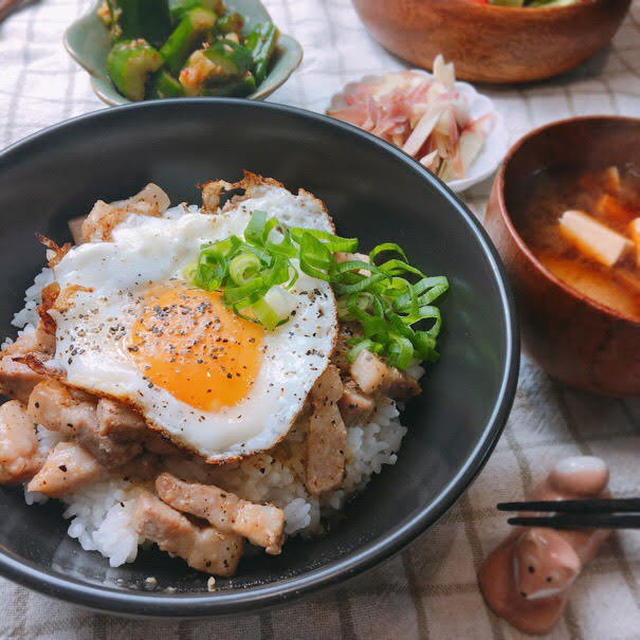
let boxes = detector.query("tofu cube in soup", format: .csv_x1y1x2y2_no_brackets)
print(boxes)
559,210,633,268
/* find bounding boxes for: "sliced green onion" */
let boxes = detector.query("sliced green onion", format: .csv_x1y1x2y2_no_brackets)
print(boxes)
346,338,381,363
190,207,448,370
378,259,425,278
229,252,261,285
222,276,267,305
244,209,269,246
284,264,299,289
387,334,414,370
264,285,296,320
298,232,334,281
182,263,198,281
413,331,438,361
249,297,281,331
239,241,272,265
329,259,373,278
290,227,358,253
266,228,297,258
369,242,408,264
332,272,388,295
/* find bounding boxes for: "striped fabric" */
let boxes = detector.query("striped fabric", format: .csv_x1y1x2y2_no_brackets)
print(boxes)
1,0,639,637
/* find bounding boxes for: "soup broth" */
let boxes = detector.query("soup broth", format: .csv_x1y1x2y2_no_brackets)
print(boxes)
514,164,640,322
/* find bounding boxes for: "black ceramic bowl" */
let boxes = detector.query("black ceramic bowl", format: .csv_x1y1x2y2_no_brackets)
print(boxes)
0,100,518,617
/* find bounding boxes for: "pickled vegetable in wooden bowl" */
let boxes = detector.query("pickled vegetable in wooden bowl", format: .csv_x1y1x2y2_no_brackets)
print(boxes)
485,117,640,396
350,0,631,83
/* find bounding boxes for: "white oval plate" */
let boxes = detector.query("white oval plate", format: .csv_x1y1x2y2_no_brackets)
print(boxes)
449,80,508,193
328,70,508,193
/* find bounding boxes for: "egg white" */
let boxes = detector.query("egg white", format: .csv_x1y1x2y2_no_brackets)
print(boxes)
46,184,338,462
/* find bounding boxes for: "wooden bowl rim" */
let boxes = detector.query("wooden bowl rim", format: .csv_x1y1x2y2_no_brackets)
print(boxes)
438,0,620,16
493,114,640,327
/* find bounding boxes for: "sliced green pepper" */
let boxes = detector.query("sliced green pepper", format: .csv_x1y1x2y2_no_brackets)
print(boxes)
147,70,185,98
160,7,217,74
245,22,279,85
179,40,253,94
201,72,256,97
215,12,244,34
113,0,172,47
106,39,163,101
169,0,224,23
201,39,254,83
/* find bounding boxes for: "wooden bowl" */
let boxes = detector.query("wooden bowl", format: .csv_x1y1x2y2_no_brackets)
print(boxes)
351,0,631,84
485,117,640,396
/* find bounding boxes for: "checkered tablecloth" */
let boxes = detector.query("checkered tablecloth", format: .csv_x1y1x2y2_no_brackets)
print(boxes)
1,0,640,638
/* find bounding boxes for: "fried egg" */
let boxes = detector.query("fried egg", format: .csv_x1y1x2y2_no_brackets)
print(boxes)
45,180,338,462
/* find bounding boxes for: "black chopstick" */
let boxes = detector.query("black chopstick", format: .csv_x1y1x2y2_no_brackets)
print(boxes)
507,514,640,530
497,498,640,514
497,497,640,529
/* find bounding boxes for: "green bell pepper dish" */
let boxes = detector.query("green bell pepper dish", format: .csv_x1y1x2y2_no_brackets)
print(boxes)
100,0,281,101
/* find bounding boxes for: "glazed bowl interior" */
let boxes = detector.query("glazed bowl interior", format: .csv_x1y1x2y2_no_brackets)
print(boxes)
0,100,518,616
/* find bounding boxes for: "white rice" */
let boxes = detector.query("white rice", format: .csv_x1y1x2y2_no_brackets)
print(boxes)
1,268,53,352
8,250,416,569
63,480,142,567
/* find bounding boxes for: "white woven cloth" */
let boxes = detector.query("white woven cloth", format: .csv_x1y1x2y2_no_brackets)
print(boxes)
1,0,639,638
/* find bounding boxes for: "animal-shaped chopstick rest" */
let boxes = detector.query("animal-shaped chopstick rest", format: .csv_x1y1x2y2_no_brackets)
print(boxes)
479,456,611,635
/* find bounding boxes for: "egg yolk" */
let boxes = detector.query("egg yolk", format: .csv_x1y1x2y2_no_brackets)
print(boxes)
128,286,264,411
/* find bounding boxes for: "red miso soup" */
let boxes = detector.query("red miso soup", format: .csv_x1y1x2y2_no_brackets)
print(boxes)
514,164,640,322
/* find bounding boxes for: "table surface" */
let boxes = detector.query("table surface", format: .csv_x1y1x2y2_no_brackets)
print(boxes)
1,0,640,638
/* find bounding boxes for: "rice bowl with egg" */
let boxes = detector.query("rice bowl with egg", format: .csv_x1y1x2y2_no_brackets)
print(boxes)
0,172,447,577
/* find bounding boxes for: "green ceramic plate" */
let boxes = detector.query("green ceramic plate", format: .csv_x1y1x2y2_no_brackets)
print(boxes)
64,0,303,105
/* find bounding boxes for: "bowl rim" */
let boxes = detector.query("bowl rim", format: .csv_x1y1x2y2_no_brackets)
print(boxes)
493,114,640,327
0,98,520,617
433,0,619,15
